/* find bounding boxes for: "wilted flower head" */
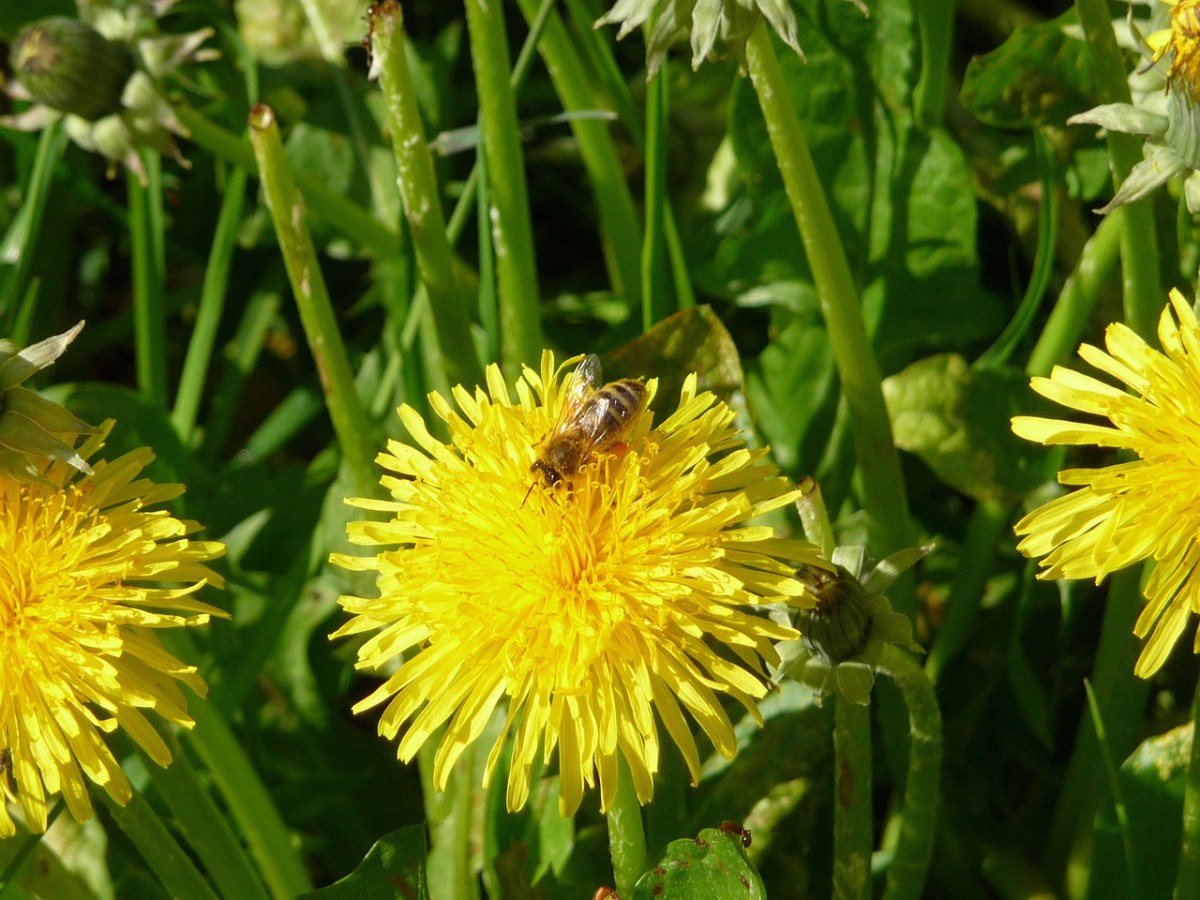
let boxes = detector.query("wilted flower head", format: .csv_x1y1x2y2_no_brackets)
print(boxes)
779,545,925,706
1013,289,1200,678
0,322,97,482
1068,0,1200,212
5,2,216,181
332,352,824,816
0,422,225,836
596,0,865,76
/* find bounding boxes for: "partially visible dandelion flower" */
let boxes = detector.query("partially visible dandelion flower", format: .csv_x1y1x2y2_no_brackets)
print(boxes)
0,423,225,837
1013,289,1200,678
1147,0,1200,99
0,321,96,482
332,352,824,816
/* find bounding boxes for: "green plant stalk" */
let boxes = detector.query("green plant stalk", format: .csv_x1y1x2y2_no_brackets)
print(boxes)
663,207,696,310
174,107,402,259
562,0,643,144
913,0,953,129
419,738,475,900
2,119,67,339
1074,0,1161,339
512,0,643,308
369,3,484,387
1026,210,1120,378
608,756,648,896
173,167,247,443
834,697,873,900
141,736,272,900
126,157,168,408
476,142,500,365
1042,565,1149,896
925,498,1012,680
878,646,942,900
1177,685,1200,900
248,104,379,498
182,684,314,899
642,65,671,331
743,22,916,562
463,0,544,375
100,790,221,900
1083,681,1140,897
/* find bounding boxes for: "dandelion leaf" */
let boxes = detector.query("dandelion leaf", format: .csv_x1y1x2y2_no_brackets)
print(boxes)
631,824,767,900
298,825,428,900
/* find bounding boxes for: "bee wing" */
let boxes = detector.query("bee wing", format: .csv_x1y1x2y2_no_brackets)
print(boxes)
548,354,602,438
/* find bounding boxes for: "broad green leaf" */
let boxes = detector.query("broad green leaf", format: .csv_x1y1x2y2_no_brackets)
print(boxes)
960,10,1093,129
298,825,428,900
631,824,766,900
882,354,1045,501
1090,723,1192,900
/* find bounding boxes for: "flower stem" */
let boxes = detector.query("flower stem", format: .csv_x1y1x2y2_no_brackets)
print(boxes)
247,103,379,498
1042,565,1149,895
1176,685,1200,900
100,789,220,900
1073,0,1161,339
140,735,271,900
512,0,643,308
126,154,168,409
463,0,544,376
183,686,314,899
913,0,953,129
834,697,873,900
642,64,671,331
172,166,247,444
1026,210,1120,378
743,21,915,563
878,646,942,900
607,756,648,896
2,118,66,340
369,2,484,388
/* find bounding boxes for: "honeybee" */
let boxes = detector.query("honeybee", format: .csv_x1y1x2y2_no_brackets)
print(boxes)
527,355,649,498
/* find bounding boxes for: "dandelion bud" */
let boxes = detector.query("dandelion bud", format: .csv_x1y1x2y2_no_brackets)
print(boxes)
10,17,134,122
796,566,873,664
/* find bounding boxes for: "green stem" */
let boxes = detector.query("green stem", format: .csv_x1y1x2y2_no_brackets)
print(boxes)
463,0,544,375
1026,210,1120,378
183,687,313,899
1176,684,1200,900
1083,681,1139,897
126,156,168,408
141,736,271,900
607,757,648,897
2,118,67,339
642,64,671,331
174,106,402,259
1073,0,1161,339
743,22,916,562
797,476,836,559
369,3,484,388
100,790,220,900
172,167,247,443
1042,565,1149,896
248,103,379,498
418,737,475,900
878,646,942,900
834,697,873,900
913,0,954,129
925,498,1012,680
512,0,643,308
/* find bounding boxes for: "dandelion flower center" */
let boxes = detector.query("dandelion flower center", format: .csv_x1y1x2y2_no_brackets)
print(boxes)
1151,0,1200,98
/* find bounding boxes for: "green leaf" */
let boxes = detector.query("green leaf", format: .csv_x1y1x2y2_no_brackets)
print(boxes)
1090,723,1192,900
960,10,1093,129
882,354,1045,502
298,825,428,900
631,825,767,900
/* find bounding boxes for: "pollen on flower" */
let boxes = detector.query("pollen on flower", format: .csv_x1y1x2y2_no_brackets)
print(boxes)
332,352,824,816
0,424,225,837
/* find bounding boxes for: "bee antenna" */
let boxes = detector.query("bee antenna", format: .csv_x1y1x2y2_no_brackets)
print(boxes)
520,480,536,509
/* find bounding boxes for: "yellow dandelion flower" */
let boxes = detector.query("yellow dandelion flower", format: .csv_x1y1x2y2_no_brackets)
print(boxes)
1012,289,1200,678
332,352,823,816
0,423,225,837
1148,0,1200,99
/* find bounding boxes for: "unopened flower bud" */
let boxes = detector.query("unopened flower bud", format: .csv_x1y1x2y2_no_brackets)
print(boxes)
796,565,872,664
10,18,134,122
